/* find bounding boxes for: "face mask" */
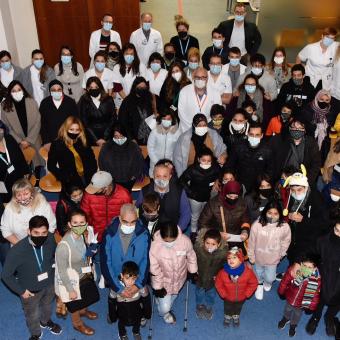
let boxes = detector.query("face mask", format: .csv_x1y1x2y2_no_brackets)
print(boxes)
72,225,87,235
212,39,223,48
274,56,284,65
103,22,113,31
11,91,24,102
113,137,127,145
195,126,208,136
289,129,305,140
318,101,329,109
330,194,340,202
51,91,62,101
207,246,218,253
291,191,306,201
33,59,44,69
67,132,79,140
17,195,33,206
225,196,238,205
229,58,240,67
322,36,334,47
230,121,245,132
95,62,105,72
213,118,224,127
234,15,244,22
150,62,161,73
172,71,182,82
248,136,261,147
251,115,259,122
164,52,175,60
281,112,290,122
109,51,119,59
266,215,279,224
194,79,206,89
121,224,135,234
88,88,101,98
300,264,314,277
61,55,72,65
161,119,172,128
251,67,263,76
200,163,211,170
244,84,256,94
143,212,159,221
30,235,48,248
1,61,11,71
189,62,199,70
71,196,83,204
259,188,273,199
124,55,134,64
178,31,187,39
164,240,175,248
293,78,303,86
154,178,169,189
210,64,222,75
142,22,152,31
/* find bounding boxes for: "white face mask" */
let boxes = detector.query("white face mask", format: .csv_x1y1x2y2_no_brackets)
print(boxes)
230,121,245,131
164,240,176,248
330,194,340,202
120,224,135,234
248,136,261,147
172,71,182,82
200,163,211,170
11,91,24,102
194,79,207,89
212,39,223,48
195,126,208,136
274,56,284,65
291,191,306,201
207,246,218,253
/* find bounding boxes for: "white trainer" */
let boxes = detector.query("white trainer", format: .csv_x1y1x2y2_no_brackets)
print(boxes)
263,281,272,292
255,284,264,300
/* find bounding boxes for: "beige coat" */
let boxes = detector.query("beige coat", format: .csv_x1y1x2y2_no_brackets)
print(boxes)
1,98,44,167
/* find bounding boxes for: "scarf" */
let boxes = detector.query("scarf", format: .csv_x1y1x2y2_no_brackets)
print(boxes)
223,263,245,281
312,90,331,124
237,88,263,121
13,99,28,137
293,269,320,308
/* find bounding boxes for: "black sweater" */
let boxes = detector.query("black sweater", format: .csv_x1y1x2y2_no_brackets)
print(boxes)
56,196,81,236
170,35,200,63
202,46,229,70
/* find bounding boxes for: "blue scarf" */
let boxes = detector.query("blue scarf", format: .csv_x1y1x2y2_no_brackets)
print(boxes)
223,263,245,277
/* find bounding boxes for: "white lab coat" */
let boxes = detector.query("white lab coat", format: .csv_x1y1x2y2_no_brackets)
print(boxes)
331,57,340,100
82,67,114,92
145,68,167,96
177,84,222,133
129,28,163,66
89,29,122,60
207,70,232,95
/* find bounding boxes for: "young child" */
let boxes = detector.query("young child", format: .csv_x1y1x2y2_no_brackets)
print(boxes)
194,228,228,320
248,200,291,300
139,192,160,239
278,254,321,337
215,247,258,327
150,221,197,324
108,261,151,340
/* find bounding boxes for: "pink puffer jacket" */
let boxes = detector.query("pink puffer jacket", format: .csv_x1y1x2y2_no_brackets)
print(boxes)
150,228,198,294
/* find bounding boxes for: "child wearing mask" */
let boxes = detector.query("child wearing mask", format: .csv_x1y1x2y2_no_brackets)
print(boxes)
215,247,258,327
208,104,225,134
278,254,321,337
150,221,197,324
108,261,151,340
248,200,291,300
139,192,160,239
194,228,228,319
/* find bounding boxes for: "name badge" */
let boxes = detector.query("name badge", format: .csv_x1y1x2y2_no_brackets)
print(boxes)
170,105,177,112
7,165,15,174
81,266,92,274
37,272,48,281
176,251,186,256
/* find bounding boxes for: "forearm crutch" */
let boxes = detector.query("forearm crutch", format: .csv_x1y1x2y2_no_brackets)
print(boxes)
148,294,156,339
183,280,190,332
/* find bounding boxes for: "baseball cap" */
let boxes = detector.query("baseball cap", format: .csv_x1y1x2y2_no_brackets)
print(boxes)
86,171,113,194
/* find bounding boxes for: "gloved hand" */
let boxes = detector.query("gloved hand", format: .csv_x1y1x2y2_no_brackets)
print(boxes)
187,272,198,284
153,288,167,298
85,243,98,257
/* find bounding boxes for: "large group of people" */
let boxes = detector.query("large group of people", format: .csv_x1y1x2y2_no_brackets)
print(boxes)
0,3,339,340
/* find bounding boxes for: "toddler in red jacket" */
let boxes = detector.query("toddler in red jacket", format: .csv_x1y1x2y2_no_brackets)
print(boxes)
215,247,258,327
278,254,321,337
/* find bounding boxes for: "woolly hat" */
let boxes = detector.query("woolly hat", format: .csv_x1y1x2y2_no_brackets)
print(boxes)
227,246,244,263
222,180,241,196
48,79,63,91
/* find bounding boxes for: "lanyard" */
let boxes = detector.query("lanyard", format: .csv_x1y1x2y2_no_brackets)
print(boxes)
213,46,223,56
32,246,44,273
195,93,208,112
179,37,190,57
0,139,11,166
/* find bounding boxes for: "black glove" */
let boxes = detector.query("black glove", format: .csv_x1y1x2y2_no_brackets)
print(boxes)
153,288,167,298
304,309,313,315
187,272,198,283
278,294,286,301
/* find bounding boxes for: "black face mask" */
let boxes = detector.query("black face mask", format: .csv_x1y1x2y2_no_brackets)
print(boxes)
67,132,79,140
109,51,119,59
30,235,48,248
136,87,149,97
289,129,305,140
164,52,175,60
318,101,329,109
178,31,188,39
88,88,101,98
225,196,238,206
259,188,273,199
143,212,159,222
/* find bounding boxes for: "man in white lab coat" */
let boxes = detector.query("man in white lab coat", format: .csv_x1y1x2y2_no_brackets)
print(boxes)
89,13,122,63
129,12,163,66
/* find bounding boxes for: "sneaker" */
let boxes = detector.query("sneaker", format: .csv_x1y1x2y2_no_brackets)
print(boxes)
119,335,129,340
263,281,272,292
40,320,62,335
163,311,176,324
232,315,240,327
133,333,142,340
276,272,285,281
255,284,264,300
305,317,319,335
204,307,213,320
196,304,206,319
278,317,290,329
289,325,296,337
325,316,336,336
29,333,42,340
140,317,147,327
223,314,232,327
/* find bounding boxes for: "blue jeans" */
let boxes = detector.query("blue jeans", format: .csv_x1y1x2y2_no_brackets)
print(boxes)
156,294,178,316
195,286,216,308
93,243,102,283
254,264,277,284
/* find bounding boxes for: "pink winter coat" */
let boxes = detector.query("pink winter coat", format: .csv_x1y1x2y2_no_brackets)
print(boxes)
149,228,198,295
248,220,291,266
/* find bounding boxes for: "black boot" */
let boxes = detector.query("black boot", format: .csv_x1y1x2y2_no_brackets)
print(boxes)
325,316,336,336
305,316,319,335
289,325,296,337
278,317,290,329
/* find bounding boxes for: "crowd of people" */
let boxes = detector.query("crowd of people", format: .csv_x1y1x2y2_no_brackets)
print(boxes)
0,2,339,340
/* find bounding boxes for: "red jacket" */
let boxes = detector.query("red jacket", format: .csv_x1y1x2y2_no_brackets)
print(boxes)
215,265,258,302
80,185,132,242
278,266,321,311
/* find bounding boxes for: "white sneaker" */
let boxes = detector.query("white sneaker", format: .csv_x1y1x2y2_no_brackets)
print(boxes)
163,311,176,324
255,284,264,300
263,281,272,292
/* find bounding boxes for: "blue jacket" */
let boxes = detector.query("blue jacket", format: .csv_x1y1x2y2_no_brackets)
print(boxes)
100,217,150,293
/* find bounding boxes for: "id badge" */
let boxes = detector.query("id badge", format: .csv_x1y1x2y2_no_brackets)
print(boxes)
81,266,92,274
7,165,15,174
37,272,48,281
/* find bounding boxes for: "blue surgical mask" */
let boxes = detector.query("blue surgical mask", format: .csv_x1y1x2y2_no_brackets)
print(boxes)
248,136,261,147
229,58,240,67
161,119,172,128
1,61,11,71
95,62,105,72
113,137,127,145
51,91,62,101
33,59,44,69
103,22,113,31
251,67,263,76
244,84,256,94
210,64,222,75
322,36,334,47
61,55,72,65
150,62,161,73
142,22,152,31
124,55,134,64
189,62,199,70
120,224,135,235
234,15,244,22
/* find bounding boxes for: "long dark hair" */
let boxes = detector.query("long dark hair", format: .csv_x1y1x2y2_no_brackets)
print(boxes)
258,199,284,227
2,80,30,112
57,45,79,76
270,46,289,76
120,43,140,77
249,174,274,209
84,76,108,102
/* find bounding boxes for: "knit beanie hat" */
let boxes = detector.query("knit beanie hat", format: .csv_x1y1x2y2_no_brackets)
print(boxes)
222,180,241,197
227,246,244,263
48,79,63,91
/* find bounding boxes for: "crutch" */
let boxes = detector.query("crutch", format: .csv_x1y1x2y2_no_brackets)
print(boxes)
183,280,190,332
148,294,156,340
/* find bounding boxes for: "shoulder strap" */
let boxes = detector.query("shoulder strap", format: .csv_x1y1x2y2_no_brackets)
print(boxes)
219,206,227,233
59,240,72,268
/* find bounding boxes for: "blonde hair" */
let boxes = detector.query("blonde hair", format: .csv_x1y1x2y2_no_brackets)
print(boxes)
58,116,87,146
187,47,200,62
174,15,189,30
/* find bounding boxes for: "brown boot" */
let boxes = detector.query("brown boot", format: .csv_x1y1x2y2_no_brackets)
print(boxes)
56,297,68,319
81,310,98,320
73,323,95,336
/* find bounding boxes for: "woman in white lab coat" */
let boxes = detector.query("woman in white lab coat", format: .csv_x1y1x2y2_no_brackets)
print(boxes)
145,52,167,96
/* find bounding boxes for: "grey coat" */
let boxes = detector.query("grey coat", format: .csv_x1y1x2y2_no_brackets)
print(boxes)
173,128,227,176
1,98,44,167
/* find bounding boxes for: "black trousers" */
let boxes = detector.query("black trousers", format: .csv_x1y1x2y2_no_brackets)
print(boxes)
118,319,140,336
312,295,340,321
224,300,245,316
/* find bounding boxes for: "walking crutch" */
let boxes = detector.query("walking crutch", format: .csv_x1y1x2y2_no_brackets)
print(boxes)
183,280,190,332
148,294,156,339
